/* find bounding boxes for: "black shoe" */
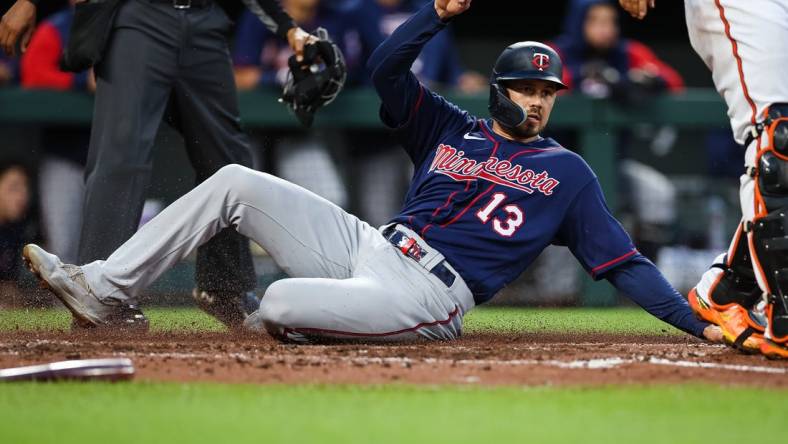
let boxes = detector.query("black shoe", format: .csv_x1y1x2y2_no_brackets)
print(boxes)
192,289,259,330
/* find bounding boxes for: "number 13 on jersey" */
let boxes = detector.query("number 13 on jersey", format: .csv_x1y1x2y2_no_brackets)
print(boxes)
476,192,524,237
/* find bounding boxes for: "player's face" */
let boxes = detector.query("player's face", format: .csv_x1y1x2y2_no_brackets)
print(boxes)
503,79,557,138
584,4,619,51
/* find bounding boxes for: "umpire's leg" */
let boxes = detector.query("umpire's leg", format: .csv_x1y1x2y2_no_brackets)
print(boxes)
170,3,255,294
78,0,178,264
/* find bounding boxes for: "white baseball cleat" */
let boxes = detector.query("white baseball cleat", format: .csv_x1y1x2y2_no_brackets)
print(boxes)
242,309,265,333
22,244,148,331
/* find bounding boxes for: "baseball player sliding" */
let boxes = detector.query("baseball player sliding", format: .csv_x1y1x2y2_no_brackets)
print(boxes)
620,0,788,359
23,0,722,344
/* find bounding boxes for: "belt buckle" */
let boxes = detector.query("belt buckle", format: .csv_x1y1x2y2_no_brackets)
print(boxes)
173,0,191,9
398,237,424,261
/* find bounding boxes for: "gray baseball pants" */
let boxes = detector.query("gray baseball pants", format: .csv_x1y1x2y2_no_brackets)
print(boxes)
81,165,474,342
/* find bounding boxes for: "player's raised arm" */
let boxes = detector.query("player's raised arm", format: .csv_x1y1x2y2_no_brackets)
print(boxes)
367,1,465,123
366,0,472,164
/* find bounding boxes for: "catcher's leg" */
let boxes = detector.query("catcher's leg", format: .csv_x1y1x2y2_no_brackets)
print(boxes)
747,104,788,352
691,224,765,352
80,164,377,302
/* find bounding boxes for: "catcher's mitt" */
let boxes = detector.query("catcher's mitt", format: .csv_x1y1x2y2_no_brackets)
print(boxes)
280,28,347,127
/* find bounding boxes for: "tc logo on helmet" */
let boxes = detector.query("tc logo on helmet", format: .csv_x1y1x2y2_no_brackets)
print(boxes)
532,53,550,71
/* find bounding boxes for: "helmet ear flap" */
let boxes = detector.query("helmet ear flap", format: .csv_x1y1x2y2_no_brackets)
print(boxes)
488,82,526,129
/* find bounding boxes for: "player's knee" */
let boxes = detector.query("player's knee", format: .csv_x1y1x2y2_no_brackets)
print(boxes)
211,164,257,193
257,281,296,330
214,164,251,182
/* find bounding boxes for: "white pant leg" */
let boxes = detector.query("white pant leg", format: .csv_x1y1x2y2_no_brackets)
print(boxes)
685,0,788,145
38,157,85,264
686,0,788,221
252,238,473,343
81,164,378,301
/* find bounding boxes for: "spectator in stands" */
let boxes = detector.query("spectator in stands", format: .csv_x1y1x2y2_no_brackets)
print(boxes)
552,0,683,103
20,4,90,264
0,160,31,304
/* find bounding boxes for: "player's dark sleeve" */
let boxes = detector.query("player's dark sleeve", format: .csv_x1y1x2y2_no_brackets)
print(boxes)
366,2,471,165
556,178,709,338
555,178,638,278
606,256,711,338
242,0,295,39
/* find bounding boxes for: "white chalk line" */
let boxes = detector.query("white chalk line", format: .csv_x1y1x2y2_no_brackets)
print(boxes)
646,358,786,374
0,341,784,375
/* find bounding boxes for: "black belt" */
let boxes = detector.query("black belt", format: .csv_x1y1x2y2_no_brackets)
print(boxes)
150,0,212,9
385,229,456,288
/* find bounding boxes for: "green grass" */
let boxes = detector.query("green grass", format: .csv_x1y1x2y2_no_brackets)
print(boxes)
0,383,784,444
2,307,776,443
464,307,682,335
0,306,681,335
0,307,225,332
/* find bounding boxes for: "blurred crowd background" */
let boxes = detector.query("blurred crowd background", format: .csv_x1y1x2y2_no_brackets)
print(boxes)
0,0,744,306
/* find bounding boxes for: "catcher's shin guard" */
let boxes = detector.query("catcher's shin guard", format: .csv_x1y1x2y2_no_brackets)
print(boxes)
749,103,788,344
707,224,762,311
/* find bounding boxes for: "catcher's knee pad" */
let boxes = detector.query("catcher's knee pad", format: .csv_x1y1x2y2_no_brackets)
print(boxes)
708,224,762,311
749,103,788,342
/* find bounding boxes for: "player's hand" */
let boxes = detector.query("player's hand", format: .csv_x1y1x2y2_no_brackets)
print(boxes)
0,0,36,56
702,325,723,343
619,0,655,20
286,27,318,62
434,0,472,21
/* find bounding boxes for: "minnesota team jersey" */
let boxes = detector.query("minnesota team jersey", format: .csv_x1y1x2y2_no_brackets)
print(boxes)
367,1,709,338
384,85,636,304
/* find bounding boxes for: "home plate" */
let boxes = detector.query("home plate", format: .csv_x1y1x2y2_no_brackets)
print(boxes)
0,358,135,382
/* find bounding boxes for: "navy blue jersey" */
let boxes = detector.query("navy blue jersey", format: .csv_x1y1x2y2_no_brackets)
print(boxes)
386,103,635,303
367,2,710,338
366,4,634,304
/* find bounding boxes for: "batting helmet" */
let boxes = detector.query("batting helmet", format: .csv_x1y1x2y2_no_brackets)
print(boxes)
488,41,567,129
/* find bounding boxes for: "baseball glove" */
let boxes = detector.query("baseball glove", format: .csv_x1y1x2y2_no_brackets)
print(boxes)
280,28,347,127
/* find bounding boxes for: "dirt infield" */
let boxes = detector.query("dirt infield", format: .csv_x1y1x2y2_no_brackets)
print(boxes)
0,331,786,386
